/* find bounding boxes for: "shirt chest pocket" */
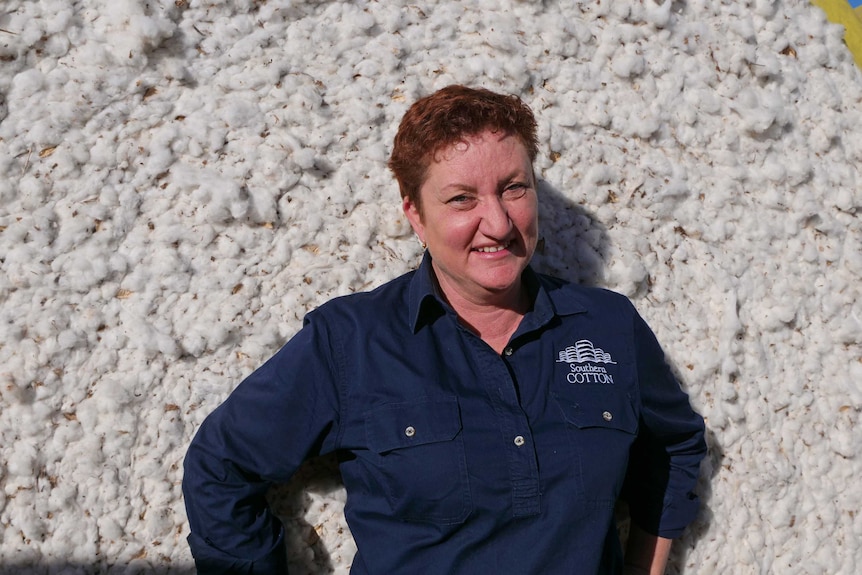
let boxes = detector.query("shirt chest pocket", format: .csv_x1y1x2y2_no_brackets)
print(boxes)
553,389,639,501
365,396,472,524
554,389,638,434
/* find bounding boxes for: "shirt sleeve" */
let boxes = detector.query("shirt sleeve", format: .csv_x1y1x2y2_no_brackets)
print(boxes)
622,306,707,539
182,312,342,574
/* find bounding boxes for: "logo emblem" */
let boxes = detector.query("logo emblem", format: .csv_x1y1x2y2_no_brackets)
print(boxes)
556,340,616,365
557,340,616,385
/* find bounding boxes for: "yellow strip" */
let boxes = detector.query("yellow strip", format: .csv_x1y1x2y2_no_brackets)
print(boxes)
811,0,862,68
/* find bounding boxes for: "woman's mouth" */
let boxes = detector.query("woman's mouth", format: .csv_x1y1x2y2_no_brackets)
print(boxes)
474,241,511,253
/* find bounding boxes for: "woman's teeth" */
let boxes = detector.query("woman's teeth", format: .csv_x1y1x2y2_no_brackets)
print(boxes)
475,243,509,253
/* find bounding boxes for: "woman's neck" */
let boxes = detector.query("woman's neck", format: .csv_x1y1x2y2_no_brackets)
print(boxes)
434,276,531,354
456,304,526,354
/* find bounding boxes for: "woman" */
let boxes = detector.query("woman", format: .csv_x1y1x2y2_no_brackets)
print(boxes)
183,85,707,574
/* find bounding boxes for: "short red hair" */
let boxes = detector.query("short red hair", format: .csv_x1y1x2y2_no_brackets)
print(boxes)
388,85,538,211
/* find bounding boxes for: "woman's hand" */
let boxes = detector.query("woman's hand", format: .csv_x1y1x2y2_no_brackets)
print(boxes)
624,522,673,575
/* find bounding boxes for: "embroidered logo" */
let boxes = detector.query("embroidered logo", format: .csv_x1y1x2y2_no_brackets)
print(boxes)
556,340,616,364
556,340,616,384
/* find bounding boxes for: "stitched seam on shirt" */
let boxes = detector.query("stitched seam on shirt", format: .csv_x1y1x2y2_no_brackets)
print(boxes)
329,316,349,451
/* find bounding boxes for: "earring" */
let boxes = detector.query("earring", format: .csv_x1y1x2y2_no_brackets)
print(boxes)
421,242,427,250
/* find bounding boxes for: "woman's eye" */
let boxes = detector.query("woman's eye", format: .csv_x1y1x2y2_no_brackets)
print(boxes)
448,195,474,206
504,184,528,197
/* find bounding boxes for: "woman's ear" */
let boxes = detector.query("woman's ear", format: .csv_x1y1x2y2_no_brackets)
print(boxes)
402,196,425,243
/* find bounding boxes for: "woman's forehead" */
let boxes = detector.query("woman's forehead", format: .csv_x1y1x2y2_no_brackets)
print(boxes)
431,130,525,164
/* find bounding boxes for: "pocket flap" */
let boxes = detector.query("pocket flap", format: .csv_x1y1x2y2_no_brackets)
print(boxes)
554,389,638,434
366,396,462,454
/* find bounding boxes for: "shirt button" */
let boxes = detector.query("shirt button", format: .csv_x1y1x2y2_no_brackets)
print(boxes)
503,347,513,356
405,426,416,437
602,411,613,422
513,435,525,447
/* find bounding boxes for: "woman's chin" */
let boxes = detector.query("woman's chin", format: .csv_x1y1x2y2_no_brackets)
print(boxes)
469,268,527,296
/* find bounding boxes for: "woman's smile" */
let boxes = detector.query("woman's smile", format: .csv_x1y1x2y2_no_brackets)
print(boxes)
473,242,510,254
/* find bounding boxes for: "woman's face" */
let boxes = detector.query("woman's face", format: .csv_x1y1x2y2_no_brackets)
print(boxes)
403,130,539,307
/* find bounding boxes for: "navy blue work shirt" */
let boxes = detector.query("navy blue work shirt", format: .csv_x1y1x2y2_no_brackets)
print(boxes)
183,253,706,574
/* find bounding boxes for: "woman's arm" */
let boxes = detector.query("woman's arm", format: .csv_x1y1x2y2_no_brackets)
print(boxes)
183,315,342,574
621,304,706,573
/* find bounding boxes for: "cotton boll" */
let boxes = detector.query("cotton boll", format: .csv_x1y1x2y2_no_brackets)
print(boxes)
837,233,862,275
10,68,45,100
239,187,276,224
6,443,41,493
98,515,125,543
643,0,673,27
45,480,78,521
830,420,859,459
752,0,779,18
615,106,661,139
144,506,176,539
52,247,111,292
612,51,645,79
800,41,831,70
194,180,250,224
351,8,377,32
605,251,648,297
218,96,261,129
17,174,49,211
729,16,757,43
88,135,121,167
51,518,100,563
759,158,787,183
55,328,84,352
130,10,176,46
43,6,74,34
292,148,317,171
124,12,176,53
731,87,781,135
585,164,616,187
8,497,49,545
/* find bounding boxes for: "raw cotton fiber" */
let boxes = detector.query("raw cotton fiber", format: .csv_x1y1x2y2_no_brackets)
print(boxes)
1,0,861,573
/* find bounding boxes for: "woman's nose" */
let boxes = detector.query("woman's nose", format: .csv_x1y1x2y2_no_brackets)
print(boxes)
479,197,512,238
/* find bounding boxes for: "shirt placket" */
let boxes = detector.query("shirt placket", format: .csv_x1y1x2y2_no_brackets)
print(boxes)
471,337,541,518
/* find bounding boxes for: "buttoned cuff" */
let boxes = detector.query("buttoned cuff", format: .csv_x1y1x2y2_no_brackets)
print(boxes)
187,530,288,575
628,490,701,539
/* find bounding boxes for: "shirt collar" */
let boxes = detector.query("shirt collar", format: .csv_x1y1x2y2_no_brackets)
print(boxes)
407,252,587,334
407,251,446,333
